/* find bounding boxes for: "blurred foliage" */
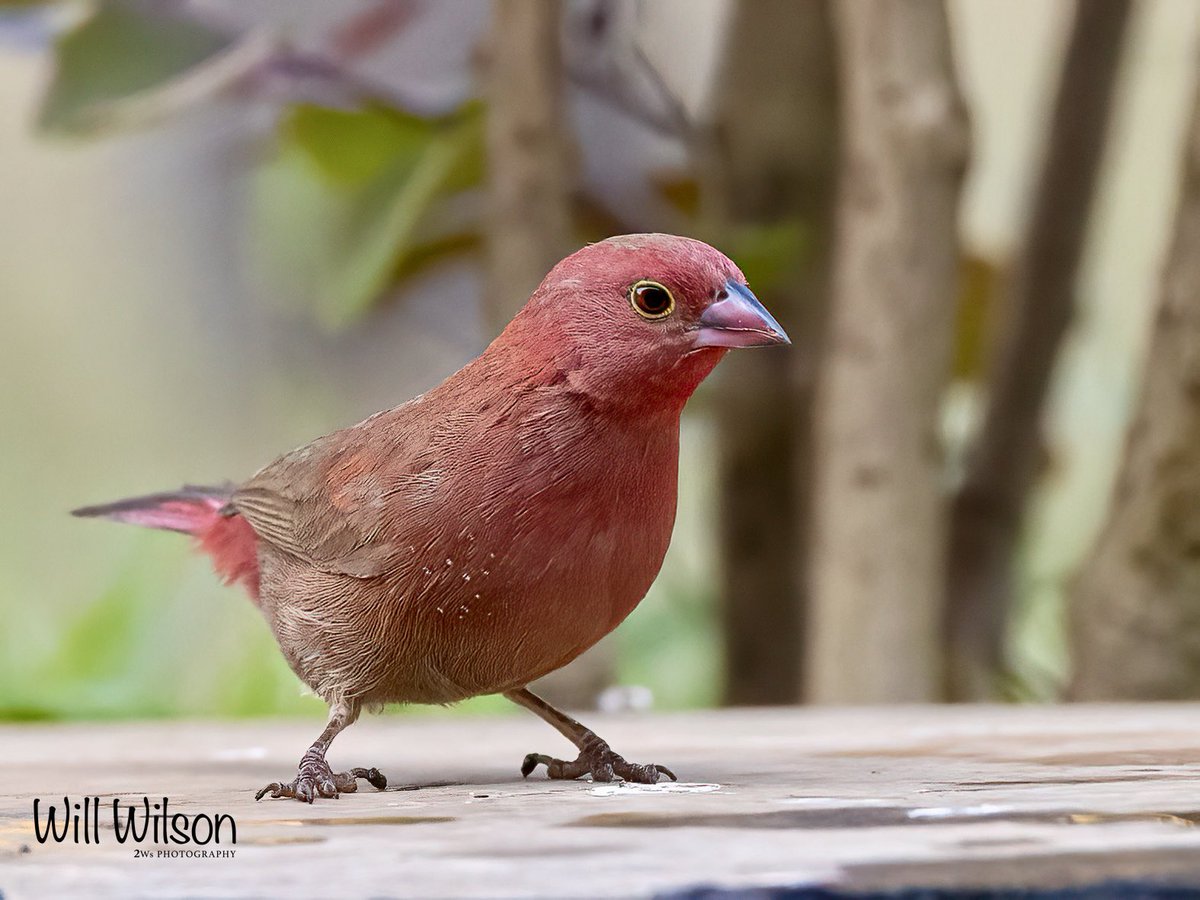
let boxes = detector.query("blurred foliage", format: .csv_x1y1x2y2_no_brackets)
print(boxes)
253,101,485,328
3,537,189,719
37,1,234,136
618,578,721,708
724,221,811,298
33,1,488,330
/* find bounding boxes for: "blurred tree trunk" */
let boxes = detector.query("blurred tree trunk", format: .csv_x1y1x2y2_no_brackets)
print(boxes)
1069,87,1200,700
485,0,606,707
483,0,573,331
806,0,969,703
705,0,837,705
944,0,1131,701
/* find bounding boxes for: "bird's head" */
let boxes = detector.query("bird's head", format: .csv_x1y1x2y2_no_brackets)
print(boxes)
508,234,789,413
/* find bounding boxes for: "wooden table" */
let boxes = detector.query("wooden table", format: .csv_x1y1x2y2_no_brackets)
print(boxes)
3,704,1200,897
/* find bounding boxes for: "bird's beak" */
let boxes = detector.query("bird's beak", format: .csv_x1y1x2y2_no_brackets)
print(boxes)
693,281,791,349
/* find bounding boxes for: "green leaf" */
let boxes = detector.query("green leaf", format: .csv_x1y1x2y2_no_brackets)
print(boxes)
326,114,481,326
254,101,485,328
284,103,429,186
38,1,233,135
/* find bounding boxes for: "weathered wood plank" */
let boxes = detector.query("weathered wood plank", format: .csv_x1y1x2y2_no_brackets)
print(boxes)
3,705,1200,897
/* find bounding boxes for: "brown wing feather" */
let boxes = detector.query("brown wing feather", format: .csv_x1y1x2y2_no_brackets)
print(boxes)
230,346,536,580
231,410,423,579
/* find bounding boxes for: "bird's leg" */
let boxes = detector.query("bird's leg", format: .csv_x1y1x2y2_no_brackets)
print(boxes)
505,687,676,784
254,701,387,802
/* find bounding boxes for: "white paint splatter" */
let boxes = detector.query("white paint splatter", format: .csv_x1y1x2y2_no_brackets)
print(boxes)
777,797,895,808
907,804,1014,819
588,782,721,797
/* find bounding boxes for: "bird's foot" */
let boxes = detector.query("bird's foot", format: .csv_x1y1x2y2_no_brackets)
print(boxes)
520,737,676,784
255,750,387,802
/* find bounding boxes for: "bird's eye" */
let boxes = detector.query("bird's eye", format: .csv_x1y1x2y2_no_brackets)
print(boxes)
630,280,675,320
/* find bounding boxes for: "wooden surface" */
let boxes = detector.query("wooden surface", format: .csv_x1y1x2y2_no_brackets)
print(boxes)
4,704,1200,897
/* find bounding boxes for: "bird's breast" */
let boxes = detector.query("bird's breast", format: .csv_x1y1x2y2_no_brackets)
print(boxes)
377,408,683,699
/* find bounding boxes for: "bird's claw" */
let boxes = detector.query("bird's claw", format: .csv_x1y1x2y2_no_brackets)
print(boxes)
520,745,676,784
255,753,386,802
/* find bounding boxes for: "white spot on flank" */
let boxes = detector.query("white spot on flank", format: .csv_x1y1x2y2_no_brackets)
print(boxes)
474,593,480,600
445,558,453,566
436,607,444,614
463,574,471,582
422,567,432,575
482,570,490,576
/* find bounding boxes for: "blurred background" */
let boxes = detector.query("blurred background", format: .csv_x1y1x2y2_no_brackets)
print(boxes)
3,0,1199,722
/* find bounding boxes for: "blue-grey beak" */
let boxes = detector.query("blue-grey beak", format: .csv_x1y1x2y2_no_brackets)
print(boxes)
694,281,791,349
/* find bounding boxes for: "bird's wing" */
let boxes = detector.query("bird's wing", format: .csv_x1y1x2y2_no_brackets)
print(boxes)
230,414,422,579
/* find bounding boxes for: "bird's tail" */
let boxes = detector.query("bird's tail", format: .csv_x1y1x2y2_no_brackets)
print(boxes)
71,484,232,534
72,484,261,598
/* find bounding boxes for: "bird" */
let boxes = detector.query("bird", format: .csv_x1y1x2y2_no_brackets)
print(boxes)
73,233,789,802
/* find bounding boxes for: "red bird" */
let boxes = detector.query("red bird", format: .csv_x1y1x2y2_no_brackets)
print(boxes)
74,234,788,802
